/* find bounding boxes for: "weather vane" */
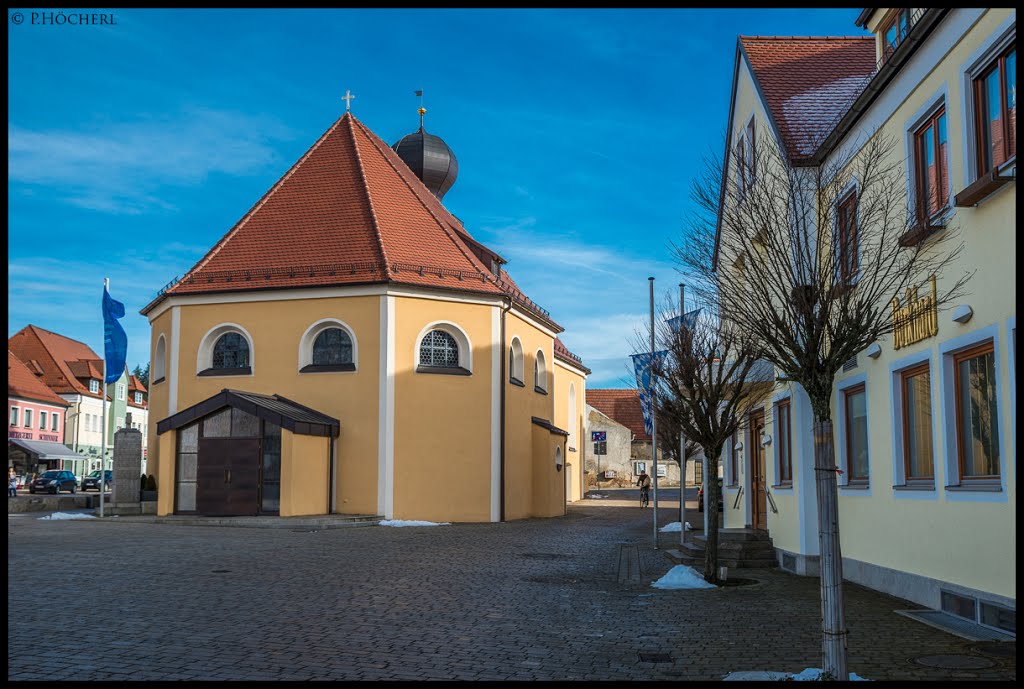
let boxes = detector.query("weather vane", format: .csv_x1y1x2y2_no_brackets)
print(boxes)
415,89,426,127
341,89,355,112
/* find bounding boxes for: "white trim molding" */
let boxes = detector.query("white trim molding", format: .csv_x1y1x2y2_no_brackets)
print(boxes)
195,322,255,377
298,318,359,372
378,295,395,519
169,307,180,414
490,306,501,522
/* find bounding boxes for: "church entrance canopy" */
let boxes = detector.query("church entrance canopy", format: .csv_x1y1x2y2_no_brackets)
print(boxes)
157,390,338,517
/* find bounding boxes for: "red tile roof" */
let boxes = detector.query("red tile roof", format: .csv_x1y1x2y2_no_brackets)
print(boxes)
142,113,562,324
8,325,105,399
553,338,590,374
8,350,70,407
587,388,648,441
739,36,876,161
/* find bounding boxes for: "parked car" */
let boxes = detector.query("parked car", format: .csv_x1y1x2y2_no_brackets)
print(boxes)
698,477,724,512
29,470,78,494
81,470,112,492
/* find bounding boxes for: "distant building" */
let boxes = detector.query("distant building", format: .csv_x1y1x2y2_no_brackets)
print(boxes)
9,324,137,471
584,389,683,487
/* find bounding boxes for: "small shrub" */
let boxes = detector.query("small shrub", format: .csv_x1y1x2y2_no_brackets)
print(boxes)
146,475,157,491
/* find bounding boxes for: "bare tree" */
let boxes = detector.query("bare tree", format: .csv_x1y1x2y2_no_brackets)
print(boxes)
653,301,771,584
677,130,970,677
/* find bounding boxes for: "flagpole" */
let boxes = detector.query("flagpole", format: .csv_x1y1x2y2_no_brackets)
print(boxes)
649,277,658,550
679,283,686,548
100,278,109,518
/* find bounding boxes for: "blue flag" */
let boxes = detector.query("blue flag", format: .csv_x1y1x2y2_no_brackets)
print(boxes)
630,350,668,436
102,284,128,384
665,308,702,334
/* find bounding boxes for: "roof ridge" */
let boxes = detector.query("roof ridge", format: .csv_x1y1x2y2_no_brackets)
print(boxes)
344,113,392,275
739,35,870,41
181,113,351,283
27,324,93,349
351,117,493,280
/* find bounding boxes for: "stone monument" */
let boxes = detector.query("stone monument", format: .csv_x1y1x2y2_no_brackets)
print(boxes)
111,412,143,511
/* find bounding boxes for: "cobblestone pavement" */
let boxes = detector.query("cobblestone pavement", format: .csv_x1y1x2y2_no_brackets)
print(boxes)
7,505,1015,681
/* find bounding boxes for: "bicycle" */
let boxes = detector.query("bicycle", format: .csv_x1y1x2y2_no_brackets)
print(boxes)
640,487,650,508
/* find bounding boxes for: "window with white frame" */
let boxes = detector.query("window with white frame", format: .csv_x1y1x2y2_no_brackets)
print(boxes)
39,411,47,430
415,323,472,374
89,379,99,394
775,398,792,485
51,413,59,432
509,337,524,384
135,391,143,405
843,384,869,483
836,189,859,286
153,335,166,382
534,350,548,393
23,408,32,428
197,325,254,376
952,340,1000,482
913,106,950,221
420,330,459,367
900,362,935,484
973,42,1016,176
734,118,757,196
9,407,19,427
117,383,125,401
727,429,740,486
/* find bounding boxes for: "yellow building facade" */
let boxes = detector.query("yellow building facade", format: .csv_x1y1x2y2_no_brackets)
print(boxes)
142,111,589,523
717,8,1015,633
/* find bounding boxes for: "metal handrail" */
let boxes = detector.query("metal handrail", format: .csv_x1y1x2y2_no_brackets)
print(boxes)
765,487,779,514
732,485,744,510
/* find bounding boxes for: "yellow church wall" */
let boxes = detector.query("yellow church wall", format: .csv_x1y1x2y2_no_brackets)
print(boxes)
553,360,586,503
504,311,556,520
146,309,172,492
531,425,566,518
156,431,176,517
391,295,494,522
166,295,381,516
280,431,330,517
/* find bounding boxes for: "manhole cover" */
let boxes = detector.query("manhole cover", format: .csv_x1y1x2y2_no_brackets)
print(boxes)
969,641,1015,658
638,652,672,663
912,654,996,669
521,553,571,560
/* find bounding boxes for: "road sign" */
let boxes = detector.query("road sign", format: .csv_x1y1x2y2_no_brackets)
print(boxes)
592,431,606,442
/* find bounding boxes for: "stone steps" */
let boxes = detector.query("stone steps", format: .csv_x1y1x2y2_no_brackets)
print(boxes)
667,528,778,569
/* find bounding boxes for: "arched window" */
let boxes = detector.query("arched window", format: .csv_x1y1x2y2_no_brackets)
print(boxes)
213,333,250,369
555,445,563,472
509,337,524,385
534,350,548,393
313,328,353,365
568,383,577,449
299,319,358,373
420,330,459,368
153,335,167,384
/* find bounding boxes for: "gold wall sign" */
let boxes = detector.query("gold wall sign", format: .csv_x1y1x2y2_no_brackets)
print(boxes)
892,275,938,350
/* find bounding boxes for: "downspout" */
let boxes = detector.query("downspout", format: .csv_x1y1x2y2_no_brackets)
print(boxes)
328,434,335,515
500,296,512,521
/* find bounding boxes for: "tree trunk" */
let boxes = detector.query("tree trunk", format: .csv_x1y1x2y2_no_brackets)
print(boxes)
703,450,721,584
812,418,848,679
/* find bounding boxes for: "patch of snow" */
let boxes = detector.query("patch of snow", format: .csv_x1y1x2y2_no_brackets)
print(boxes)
650,565,716,590
659,521,681,532
723,668,870,681
586,494,607,499
685,521,694,531
37,512,96,521
791,668,870,681
378,519,450,527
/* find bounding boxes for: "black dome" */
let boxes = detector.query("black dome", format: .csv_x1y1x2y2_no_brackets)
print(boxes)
391,123,458,200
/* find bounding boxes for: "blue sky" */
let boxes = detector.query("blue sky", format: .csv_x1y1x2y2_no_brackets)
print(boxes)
8,8,865,387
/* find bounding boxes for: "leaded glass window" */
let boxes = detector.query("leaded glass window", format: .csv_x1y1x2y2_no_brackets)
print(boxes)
212,332,249,369
419,330,459,368
312,328,353,366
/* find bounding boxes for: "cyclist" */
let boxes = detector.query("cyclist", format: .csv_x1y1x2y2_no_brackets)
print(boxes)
636,471,652,507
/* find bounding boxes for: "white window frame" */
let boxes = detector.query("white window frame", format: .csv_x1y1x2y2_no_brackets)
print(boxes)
508,336,525,384
889,350,939,498
23,408,32,429
833,178,862,287
39,410,48,430
414,321,472,372
534,349,548,393
937,324,1007,502
568,383,577,450
298,318,358,372
634,460,647,476
153,334,167,383
51,413,59,432
117,383,125,401
196,323,255,376
771,393,794,490
958,18,1017,185
836,373,871,493
89,379,99,394
134,391,143,405
9,406,19,427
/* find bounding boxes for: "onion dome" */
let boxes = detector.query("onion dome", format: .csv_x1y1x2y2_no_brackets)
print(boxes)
391,107,458,200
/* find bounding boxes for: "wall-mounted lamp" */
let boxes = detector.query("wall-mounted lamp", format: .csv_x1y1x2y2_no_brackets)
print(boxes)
952,304,974,324
734,441,743,453
865,343,882,359
761,434,772,446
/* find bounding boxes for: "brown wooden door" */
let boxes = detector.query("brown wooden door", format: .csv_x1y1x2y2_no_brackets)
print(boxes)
197,438,260,516
750,412,768,530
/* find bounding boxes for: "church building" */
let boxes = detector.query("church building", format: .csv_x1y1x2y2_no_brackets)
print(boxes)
140,107,589,522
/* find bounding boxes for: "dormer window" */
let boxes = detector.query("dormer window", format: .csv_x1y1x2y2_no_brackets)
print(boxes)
89,379,99,394
880,9,912,62
134,391,144,405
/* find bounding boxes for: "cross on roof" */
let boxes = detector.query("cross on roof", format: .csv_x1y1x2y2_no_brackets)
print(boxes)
341,89,355,112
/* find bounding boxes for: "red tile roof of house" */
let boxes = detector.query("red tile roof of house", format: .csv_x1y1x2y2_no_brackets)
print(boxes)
739,36,876,161
127,375,148,409
587,388,648,441
553,338,590,374
8,325,105,399
8,350,70,407
142,112,558,330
